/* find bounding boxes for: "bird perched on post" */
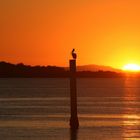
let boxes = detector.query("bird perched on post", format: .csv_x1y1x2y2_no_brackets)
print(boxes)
71,49,77,59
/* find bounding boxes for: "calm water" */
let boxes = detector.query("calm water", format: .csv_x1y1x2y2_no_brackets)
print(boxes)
0,78,140,140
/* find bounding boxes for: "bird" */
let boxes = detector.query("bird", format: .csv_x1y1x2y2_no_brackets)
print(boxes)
71,49,77,59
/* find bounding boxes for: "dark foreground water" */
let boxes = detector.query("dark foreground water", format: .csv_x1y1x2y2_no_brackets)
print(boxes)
0,78,140,140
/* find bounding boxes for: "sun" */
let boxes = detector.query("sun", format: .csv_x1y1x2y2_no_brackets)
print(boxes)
122,64,140,72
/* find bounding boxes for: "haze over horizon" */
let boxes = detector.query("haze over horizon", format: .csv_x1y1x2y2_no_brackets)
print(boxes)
1,0,140,69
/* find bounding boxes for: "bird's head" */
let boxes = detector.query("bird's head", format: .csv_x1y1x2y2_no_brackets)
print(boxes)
72,49,75,52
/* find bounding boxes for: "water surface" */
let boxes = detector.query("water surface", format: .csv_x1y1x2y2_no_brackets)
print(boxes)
0,78,140,140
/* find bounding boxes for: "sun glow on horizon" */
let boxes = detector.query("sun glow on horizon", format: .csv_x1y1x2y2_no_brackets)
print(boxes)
122,64,140,72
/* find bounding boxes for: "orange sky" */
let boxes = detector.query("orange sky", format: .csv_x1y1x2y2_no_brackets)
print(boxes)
1,0,140,69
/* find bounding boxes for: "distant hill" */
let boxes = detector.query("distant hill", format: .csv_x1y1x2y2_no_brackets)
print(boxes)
0,61,125,78
76,65,122,72
65,64,121,72
0,61,67,78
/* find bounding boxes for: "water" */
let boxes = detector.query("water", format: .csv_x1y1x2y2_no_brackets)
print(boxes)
0,78,140,140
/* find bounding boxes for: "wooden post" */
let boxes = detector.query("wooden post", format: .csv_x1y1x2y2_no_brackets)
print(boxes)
69,59,79,129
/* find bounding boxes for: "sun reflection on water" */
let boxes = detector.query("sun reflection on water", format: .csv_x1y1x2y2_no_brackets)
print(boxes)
123,77,140,139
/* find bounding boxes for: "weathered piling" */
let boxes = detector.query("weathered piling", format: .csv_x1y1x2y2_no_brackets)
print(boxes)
69,59,79,129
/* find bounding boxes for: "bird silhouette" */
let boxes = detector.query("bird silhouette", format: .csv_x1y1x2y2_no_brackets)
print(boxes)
71,49,77,59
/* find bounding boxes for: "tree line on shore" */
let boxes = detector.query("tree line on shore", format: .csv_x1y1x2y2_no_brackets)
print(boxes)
0,61,125,78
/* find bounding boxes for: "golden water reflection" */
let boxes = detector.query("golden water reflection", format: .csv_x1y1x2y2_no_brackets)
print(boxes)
123,77,140,139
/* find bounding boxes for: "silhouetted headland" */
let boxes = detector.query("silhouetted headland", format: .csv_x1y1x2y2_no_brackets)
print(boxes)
0,61,127,78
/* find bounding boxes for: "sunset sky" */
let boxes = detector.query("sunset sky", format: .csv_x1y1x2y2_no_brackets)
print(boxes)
1,0,140,69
